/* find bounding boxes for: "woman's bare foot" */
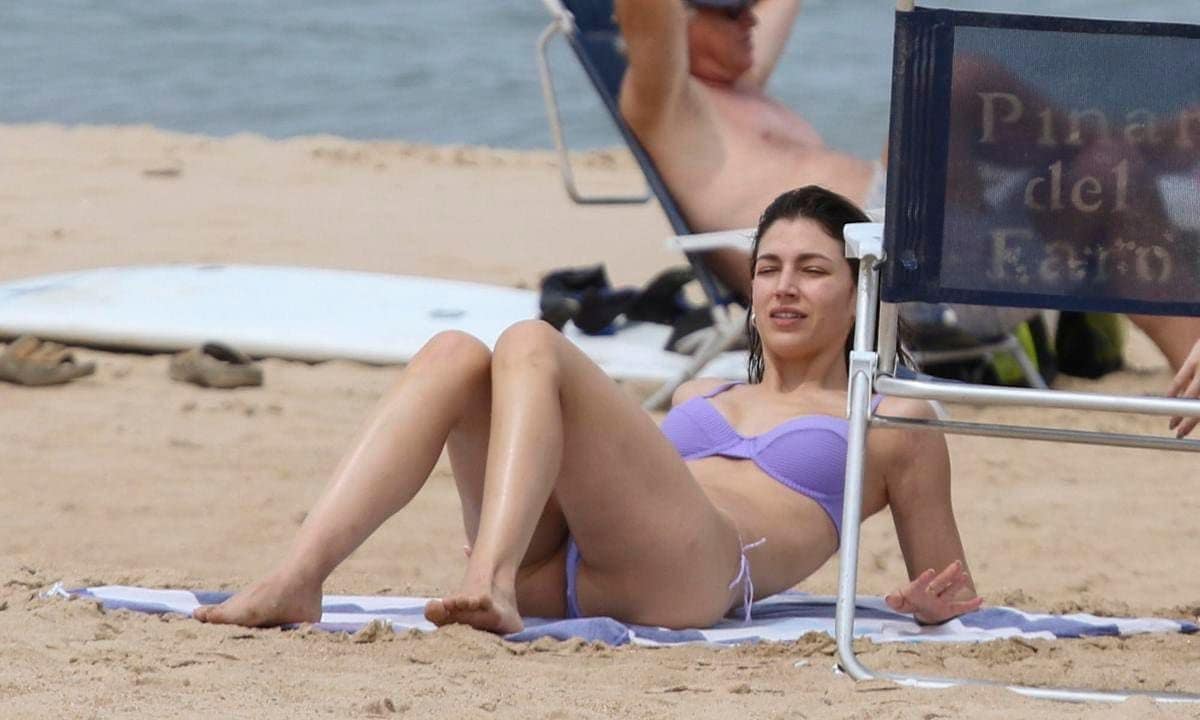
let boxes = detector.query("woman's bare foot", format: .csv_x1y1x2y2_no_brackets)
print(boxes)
193,574,323,628
424,587,522,634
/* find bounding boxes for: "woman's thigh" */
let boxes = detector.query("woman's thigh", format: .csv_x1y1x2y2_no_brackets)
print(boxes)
443,341,569,572
503,323,743,625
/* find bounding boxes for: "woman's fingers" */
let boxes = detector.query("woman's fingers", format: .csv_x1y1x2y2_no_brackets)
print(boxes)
936,568,971,598
947,595,985,615
890,562,981,624
910,567,936,593
1167,341,1200,436
925,560,963,596
1167,365,1190,398
885,591,911,613
887,568,934,613
1170,370,1200,438
1176,416,1199,439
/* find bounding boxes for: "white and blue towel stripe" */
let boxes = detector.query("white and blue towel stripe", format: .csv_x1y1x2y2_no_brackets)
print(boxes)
50,585,1197,647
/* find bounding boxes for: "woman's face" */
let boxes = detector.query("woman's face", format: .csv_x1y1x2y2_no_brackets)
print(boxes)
687,8,756,85
751,217,857,362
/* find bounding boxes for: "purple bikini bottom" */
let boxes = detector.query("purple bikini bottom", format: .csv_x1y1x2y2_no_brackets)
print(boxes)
563,536,764,623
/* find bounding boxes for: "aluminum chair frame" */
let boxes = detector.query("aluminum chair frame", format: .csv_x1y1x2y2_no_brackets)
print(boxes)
537,0,649,206
836,221,1200,704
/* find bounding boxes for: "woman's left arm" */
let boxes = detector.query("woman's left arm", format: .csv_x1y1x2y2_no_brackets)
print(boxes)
867,398,983,624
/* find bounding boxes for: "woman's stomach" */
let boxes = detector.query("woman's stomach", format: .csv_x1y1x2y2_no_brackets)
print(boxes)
689,456,841,597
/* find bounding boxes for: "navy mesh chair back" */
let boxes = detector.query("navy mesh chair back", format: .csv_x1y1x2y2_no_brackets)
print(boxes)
884,8,1200,316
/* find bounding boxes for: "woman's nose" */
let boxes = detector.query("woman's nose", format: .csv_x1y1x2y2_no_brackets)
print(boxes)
773,270,799,297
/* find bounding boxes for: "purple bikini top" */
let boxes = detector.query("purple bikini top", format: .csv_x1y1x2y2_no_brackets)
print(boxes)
660,382,883,538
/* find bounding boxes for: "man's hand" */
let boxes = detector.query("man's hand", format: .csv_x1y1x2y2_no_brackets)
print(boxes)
885,559,983,625
1168,339,1200,439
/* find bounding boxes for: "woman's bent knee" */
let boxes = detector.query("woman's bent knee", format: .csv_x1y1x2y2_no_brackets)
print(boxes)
408,330,492,379
492,320,564,375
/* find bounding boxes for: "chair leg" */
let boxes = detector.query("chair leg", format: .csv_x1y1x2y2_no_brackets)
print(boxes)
1003,334,1049,390
834,365,878,680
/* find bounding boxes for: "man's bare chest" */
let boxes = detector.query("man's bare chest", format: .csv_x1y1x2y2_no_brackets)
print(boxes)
703,87,824,151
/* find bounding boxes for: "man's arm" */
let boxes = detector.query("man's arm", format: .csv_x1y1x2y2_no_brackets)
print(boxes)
1168,337,1200,439
742,0,802,91
615,0,693,132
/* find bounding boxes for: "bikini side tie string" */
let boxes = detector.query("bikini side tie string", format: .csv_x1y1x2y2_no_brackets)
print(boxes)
728,536,766,623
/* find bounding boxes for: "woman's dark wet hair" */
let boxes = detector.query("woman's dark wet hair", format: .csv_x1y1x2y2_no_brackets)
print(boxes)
745,185,880,384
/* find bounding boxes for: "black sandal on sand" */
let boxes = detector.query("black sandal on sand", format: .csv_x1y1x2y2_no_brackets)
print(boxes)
169,342,263,389
0,336,97,386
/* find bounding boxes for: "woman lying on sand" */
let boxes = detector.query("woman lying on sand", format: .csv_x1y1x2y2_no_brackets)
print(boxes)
194,186,982,633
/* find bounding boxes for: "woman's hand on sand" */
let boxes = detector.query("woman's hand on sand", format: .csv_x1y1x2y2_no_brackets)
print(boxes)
1168,339,1200,439
885,560,983,625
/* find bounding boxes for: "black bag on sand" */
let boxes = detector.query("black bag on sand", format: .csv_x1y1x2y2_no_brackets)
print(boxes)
538,264,696,337
1055,312,1124,379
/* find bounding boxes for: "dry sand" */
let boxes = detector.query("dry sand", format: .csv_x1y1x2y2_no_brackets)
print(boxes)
1,124,1197,719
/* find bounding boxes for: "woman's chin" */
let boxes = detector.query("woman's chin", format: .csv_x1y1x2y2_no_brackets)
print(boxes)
762,333,847,363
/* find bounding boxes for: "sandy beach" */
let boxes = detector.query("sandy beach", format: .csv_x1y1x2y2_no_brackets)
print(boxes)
1,123,1197,718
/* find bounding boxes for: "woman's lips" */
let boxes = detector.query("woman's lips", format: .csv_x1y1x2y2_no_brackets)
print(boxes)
767,309,807,328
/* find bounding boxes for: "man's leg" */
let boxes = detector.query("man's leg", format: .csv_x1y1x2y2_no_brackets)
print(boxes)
1128,314,1200,371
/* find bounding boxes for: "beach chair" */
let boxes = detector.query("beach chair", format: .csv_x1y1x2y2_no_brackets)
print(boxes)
536,0,747,408
837,1,1200,703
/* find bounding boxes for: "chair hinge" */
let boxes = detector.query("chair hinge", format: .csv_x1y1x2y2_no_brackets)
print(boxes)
847,350,878,417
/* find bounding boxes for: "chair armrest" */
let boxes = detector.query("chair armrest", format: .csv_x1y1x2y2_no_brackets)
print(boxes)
666,228,755,253
844,222,884,259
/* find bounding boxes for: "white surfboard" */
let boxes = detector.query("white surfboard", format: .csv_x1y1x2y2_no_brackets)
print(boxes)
0,264,747,382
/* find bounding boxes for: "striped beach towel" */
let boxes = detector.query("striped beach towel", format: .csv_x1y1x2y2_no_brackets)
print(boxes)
50,585,1196,647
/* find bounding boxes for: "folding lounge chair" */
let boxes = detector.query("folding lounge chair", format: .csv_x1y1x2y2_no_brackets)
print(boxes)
537,0,748,409
837,1,1200,703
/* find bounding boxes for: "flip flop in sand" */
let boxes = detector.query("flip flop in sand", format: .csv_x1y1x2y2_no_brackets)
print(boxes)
0,336,97,386
169,342,263,389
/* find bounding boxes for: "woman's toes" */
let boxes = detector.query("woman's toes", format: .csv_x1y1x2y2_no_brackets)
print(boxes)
423,599,447,624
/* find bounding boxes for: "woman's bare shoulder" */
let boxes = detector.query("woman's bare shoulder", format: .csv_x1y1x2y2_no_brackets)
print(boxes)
671,378,733,408
875,395,940,421
868,396,946,463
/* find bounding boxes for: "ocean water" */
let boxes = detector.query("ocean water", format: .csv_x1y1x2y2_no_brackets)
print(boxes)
4,1,1197,158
